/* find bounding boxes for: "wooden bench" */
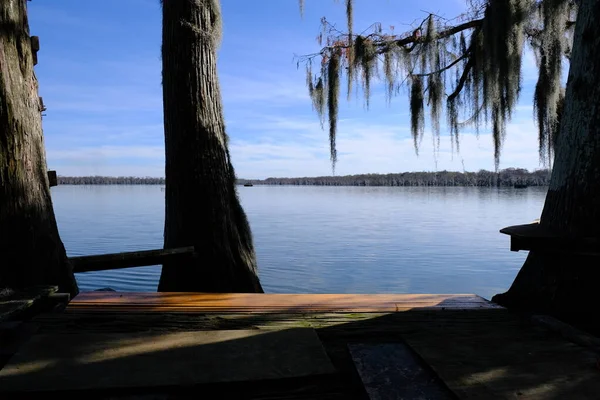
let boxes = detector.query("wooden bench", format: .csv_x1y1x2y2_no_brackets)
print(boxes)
500,222,600,256
66,292,501,314
69,246,197,273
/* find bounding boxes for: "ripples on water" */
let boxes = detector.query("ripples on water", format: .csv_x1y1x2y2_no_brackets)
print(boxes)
51,185,547,299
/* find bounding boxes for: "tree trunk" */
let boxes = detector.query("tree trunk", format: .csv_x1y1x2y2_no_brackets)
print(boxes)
158,0,263,292
0,0,78,297
493,0,600,333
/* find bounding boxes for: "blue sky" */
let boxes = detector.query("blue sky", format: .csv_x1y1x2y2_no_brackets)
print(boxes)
29,0,545,179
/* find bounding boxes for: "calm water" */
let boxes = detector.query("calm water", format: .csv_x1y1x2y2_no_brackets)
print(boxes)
51,185,547,300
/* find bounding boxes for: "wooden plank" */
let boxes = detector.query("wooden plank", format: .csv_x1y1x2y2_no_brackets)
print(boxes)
349,343,454,399
500,223,600,255
0,286,57,322
69,246,196,273
0,328,336,394
66,293,501,313
33,310,513,335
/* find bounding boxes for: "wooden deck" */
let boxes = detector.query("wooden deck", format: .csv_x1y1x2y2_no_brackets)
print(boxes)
1,292,599,399
66,292,500,313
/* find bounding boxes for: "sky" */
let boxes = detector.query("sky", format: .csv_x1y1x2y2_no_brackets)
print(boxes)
28,0,548,179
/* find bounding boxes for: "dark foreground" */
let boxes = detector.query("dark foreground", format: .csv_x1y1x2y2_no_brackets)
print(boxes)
1,290,599,399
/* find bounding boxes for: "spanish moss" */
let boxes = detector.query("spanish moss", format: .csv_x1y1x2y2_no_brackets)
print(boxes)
383,47,395,102
425,16,443,146
354,35,377,107
345,0,354,101
530,0,574,164
410,76,425,153
312,77,326,126
328,50,341,169
347,44,355,100
306,62,314,98
447,95,460,153
298,0,576,170
462,0,531,169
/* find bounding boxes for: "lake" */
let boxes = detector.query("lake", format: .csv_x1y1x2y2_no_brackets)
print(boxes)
51,185,547,300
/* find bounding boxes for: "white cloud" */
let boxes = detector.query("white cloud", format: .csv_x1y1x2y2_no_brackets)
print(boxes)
48,145,164,163
230,112,543,179
47,145,165,177
221,72,309,105
45,109,543,179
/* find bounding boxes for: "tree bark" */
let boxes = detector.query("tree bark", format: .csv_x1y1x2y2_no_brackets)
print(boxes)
0,0,78,296
493,0,600,332
158,0,263,292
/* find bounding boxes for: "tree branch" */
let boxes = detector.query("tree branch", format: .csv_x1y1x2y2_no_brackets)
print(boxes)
304,17,483,59
392,18,482,48
411,51,470,77
448,56,474,102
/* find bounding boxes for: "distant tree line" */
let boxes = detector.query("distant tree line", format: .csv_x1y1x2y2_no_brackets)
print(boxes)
244,168,551,187
58,176,165,185
58,168,550,187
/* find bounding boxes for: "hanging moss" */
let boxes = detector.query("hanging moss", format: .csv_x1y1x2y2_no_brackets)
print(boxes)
300,0,575,169
531,0,572,164
419,15,437,73
473,0,530,168
312,77,326,126
383,46,395,102
306,62,314,98
328,50,341,169
353,35,377,107
410,76,425,153
447,96,460,153
346,41,355,101
428,74,442,138
426,17,442,147
352,36,366,73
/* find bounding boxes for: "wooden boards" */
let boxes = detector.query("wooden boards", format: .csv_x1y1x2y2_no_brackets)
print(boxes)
0,328,336,394
0,286,58,322
500,222,600,255
349,343,454,400
28,304,600,399
66,292,501,313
